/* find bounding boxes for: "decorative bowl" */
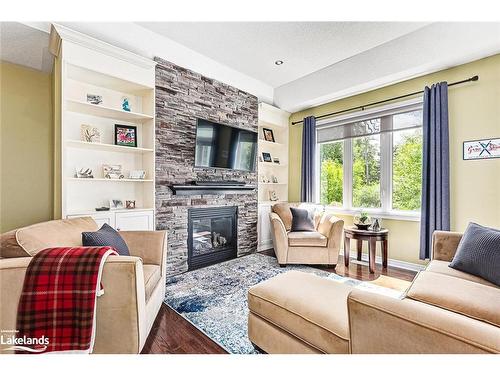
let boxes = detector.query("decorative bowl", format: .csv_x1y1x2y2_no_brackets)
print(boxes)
354,223,371,230
353,212,372,230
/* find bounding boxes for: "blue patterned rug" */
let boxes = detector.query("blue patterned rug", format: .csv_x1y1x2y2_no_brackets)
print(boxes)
164,253,402,354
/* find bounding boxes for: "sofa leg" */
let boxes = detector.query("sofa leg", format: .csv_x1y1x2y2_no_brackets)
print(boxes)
279,264,286,268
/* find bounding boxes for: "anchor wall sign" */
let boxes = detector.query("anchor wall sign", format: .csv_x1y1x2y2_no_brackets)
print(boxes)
463,138,500,160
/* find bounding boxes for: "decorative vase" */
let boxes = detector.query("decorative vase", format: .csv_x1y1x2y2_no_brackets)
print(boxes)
372,218,381,232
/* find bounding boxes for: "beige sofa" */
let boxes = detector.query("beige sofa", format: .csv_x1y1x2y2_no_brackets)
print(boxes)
270,203,344,267
0,217,167,354
248,230,499,353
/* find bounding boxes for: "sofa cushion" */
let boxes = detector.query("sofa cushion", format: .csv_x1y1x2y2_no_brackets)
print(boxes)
406,271,500,327
82,223,130,256
143,264,161,302
290,207,315,232
449,222,500,286
288,231,327,247
426,260,496,287
0,230,30,258
272,203,293,232
16,217,98,256
248,270,352,353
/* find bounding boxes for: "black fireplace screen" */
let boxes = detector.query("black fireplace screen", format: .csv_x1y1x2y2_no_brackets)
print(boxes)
188,206,238,270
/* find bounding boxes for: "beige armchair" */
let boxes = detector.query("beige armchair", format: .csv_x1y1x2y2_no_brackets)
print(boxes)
269,203,344,267
0,217,167,354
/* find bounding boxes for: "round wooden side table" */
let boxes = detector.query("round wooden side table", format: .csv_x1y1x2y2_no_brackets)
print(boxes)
343,226,388,274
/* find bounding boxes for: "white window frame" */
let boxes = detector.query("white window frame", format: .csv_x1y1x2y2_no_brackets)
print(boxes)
315,98,423,221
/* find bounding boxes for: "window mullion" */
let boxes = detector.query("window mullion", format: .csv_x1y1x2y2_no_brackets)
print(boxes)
380,117,392,212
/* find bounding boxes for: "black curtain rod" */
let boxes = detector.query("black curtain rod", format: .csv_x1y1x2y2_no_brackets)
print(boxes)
291,75,479,125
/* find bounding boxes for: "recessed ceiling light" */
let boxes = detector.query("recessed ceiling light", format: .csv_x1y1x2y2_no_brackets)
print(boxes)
275,60,284,66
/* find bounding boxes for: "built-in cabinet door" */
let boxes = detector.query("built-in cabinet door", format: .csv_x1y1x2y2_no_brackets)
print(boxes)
258,204,273,251
115,210,154,231
67,212,115,228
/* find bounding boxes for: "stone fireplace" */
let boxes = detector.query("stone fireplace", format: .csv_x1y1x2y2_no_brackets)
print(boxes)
154,57,258,276
188,206,238,270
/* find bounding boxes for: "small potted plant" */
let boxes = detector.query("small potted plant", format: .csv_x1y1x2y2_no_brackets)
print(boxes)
354,211,372,230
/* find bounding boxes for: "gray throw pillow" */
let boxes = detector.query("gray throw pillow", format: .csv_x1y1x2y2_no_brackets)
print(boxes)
82,223,130,256
449,222,500,286
290,207,315,232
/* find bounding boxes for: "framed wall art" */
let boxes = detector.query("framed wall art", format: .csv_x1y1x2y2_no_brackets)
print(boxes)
115,124,137,147
463,138,500,160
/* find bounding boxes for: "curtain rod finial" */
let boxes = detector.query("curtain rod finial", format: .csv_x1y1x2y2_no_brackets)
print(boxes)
471,75,479,81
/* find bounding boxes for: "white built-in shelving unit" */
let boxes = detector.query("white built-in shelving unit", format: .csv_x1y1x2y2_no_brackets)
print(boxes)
50,24,157,230
257,102,290,250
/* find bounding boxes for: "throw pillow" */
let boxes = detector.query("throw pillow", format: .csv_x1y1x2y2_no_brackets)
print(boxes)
449,222,500,286
82,223,130,256
290,207,315,232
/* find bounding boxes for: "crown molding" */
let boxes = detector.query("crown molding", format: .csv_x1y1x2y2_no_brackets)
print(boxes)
49,23,156,69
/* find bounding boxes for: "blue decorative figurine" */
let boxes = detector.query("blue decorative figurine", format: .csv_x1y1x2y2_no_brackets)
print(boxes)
122,97,131,112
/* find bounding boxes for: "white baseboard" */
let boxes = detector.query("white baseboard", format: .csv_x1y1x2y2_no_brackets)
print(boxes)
350,253,426,272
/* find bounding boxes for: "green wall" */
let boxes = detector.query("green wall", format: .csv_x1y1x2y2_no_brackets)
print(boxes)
0,62,54,232
288,54,500,264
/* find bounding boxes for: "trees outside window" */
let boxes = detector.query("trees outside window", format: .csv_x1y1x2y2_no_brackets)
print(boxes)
352,134,381,208
319,142,343,206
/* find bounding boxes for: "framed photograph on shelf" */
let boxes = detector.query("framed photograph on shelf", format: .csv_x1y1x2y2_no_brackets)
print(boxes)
262,128,275,142
114,124,137,147
109,199,124,210
80,124,101,143
262,152,272,162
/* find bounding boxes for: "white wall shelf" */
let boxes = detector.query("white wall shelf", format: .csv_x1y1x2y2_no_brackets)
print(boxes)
257,102,290,251
66,178,154,182
52,24,156,230
65,140,154,153
66,99,153,122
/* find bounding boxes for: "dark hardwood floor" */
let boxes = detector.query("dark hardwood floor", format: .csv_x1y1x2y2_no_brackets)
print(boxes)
141,249,416,354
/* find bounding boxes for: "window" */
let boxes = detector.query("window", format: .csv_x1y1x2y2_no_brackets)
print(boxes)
316,101,423,217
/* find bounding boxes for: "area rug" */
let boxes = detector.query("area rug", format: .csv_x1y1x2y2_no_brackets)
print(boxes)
164,253,403,354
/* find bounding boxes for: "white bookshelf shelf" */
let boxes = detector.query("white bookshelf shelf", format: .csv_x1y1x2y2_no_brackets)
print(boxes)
259,139,285,147
65,140,154,153
259,162,287,167
259,183,287,186
66,99,153,122
67,178,153,182
66,207,154,216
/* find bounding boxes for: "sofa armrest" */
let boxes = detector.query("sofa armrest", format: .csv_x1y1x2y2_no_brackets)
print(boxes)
317,214,344,249
0,256,147,354
269,212,288,264
347,289,499,354
431,230,462,262
119,230,167,275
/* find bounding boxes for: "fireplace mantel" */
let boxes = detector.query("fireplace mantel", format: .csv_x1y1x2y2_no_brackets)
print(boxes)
171,184,257,196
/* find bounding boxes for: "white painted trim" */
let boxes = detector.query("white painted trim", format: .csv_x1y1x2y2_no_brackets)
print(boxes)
324,207,420,222
258,239,273,252
350,253,426,272
316,97,423,128
50,23,156,69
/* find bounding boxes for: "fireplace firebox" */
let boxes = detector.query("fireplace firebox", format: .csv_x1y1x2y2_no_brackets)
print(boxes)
187,206,238,270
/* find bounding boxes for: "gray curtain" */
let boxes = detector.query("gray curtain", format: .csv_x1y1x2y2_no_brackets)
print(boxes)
420,82,450,259
301,116,316,202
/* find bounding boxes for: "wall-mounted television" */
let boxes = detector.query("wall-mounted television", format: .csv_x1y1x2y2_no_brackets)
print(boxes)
194,119,257,172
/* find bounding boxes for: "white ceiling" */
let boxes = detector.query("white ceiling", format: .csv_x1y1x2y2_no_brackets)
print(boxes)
0,22,53,72
137,22,428,88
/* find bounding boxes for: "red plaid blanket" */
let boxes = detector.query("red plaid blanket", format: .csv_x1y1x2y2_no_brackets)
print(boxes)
16,246,117,354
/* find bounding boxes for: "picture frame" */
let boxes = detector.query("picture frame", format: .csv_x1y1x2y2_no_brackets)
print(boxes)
262,128,275,143
86,94,102,105
80,124,101,143
102,164,124,179
269,190,279,201
463,138,500,160
109,199,124,210
262,152,272,162
114,124,137,147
